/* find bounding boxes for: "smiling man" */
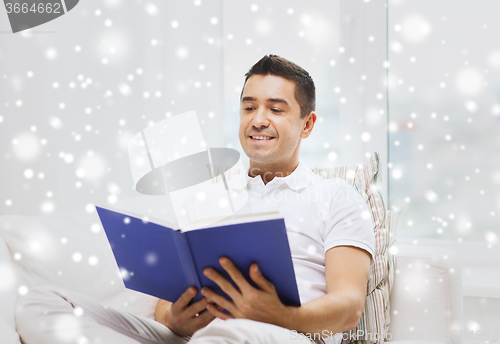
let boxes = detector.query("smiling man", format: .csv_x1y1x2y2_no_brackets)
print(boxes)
155,55,376,344
15,55,375,344
239,72,311,182
240,72,307,177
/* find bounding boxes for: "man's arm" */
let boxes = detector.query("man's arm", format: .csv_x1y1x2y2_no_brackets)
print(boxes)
201,245,371,336
155,299,172,325
282,245,371,335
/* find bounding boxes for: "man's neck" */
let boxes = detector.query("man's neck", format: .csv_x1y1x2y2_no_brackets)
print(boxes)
248,160,300,185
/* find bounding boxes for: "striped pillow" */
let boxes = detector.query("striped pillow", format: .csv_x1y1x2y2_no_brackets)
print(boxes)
311,152,400,344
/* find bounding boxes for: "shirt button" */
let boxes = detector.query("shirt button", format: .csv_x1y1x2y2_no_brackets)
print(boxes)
259,198,265,204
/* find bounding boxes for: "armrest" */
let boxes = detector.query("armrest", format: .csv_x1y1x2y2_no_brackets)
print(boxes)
388,244,463,344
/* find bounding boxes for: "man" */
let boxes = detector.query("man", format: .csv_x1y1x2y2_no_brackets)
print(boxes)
15,55,374,344
154,55,375,343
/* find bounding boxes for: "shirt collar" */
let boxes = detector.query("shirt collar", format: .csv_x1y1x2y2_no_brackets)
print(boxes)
228,161,313,191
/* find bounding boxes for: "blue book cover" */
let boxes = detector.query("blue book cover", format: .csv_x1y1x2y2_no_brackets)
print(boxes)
95,206,301,307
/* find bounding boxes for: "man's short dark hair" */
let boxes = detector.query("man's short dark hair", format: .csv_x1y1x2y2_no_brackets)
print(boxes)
241,55,316,119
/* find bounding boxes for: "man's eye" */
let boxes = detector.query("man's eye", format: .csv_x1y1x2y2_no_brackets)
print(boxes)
244,107,254,111
271,109,283,113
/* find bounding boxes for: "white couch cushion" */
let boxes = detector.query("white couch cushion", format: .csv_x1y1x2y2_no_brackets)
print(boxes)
0,203,160,321
388,245,463,344
0,235,21,344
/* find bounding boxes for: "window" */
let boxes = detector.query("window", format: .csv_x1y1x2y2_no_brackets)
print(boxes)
388,0,500,247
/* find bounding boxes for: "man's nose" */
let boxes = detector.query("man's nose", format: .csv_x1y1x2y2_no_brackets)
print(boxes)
251,107,270,128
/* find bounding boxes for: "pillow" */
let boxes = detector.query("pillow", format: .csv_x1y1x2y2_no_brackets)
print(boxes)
311,152,401,344
0,235,21,344
0,195,175,321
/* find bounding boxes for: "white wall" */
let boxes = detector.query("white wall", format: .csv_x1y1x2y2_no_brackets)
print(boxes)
0,0,389,215
0,0,226,215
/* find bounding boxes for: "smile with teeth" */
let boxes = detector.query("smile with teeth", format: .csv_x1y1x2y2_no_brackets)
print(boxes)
251,136,274,140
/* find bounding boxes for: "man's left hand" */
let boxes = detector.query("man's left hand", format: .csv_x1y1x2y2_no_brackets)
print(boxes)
201,256,291,326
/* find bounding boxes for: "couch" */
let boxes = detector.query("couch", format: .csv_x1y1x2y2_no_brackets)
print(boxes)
0,182,463,344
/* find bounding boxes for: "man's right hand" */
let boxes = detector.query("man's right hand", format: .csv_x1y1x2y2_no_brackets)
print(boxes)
157,286,218,337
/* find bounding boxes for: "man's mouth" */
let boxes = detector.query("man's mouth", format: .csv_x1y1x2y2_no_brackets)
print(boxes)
250,135,275,141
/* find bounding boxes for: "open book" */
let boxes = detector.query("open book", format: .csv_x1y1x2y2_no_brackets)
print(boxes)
95,206,301,307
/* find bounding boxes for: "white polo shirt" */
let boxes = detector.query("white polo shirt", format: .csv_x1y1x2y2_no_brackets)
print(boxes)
227,161,375,305
182,161,375,305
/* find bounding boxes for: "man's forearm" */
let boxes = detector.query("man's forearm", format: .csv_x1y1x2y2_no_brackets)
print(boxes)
278,290,363,336
155,299,173,326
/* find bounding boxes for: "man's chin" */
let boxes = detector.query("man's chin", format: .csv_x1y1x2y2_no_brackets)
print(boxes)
242,145,280,163
247,154,277,164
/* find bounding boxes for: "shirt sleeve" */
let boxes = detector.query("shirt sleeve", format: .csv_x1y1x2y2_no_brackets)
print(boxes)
323,181,376,264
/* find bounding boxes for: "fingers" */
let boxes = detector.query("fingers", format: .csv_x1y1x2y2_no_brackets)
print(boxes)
203,266,242,303
206,303,235,320
197,315,217,329
193,308,216,326
171,286,196,314
249,263,275,293
205,299,225,313
217,257,250,293
201,287,237,315
185,297,209,318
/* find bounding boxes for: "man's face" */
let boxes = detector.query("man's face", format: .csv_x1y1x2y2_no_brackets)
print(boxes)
239,74,312,167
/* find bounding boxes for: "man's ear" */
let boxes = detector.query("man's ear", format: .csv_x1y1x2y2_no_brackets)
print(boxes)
300,112,317,139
